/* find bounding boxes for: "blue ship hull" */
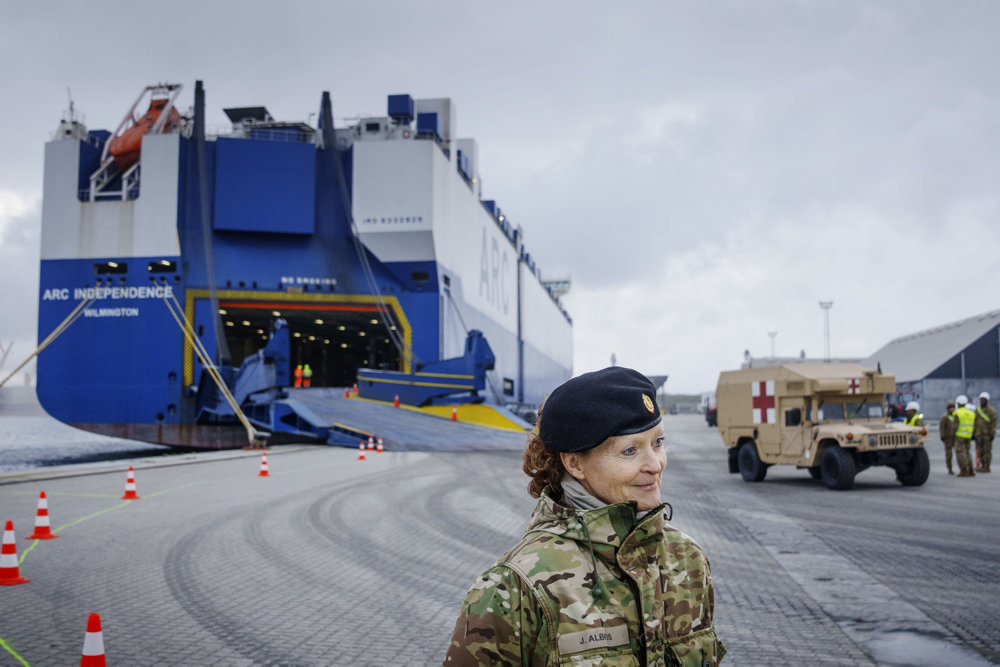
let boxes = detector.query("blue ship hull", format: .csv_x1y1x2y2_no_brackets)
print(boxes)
37,83,572,448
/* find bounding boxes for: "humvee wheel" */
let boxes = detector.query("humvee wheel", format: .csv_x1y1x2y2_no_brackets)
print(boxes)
808,466,822,480
820,445,856,490
738,441,768,482
896,448,930,486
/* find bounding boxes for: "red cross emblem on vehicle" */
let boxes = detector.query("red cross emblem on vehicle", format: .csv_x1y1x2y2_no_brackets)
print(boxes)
751,380,775,424
848,378,860,394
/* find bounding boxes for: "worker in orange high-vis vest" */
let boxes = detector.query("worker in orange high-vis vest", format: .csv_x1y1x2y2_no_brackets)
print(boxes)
954,395,977,477
294,364,303,388
303,364,313,388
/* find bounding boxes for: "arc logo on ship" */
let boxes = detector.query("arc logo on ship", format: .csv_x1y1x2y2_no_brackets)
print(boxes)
479,227,511,315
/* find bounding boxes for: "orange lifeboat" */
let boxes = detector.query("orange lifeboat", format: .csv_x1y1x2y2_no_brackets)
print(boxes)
102,84,182,172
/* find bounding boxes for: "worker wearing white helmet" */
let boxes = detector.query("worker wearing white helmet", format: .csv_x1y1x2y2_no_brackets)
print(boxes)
973,391,995,473
954,397,977,477
904,401,924,428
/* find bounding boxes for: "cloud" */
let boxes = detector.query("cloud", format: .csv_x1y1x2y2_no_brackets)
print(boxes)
2,0,1000,398
565,191,1000,393
0,192,40,381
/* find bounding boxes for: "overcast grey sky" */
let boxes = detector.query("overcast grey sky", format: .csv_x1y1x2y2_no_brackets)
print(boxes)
1,0,998,393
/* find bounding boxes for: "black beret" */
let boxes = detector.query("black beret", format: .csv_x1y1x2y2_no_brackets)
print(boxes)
538,367,662,453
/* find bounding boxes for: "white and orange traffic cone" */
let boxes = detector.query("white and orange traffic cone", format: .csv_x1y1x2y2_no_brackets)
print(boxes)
352,382,358,394
27,491,58,540
357,442,366,461
258,451,270,477
367,435,375,450
343,387,350,398
451,407,458,422
120,466,140,500
377,437,384,453
80,613,106,666
393,394,400,407
0,520,29,585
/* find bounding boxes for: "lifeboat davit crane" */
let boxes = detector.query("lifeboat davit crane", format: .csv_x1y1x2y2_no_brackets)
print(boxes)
90,83,183,199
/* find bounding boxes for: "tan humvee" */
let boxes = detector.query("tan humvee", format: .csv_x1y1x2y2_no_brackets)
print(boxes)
716,363,929,490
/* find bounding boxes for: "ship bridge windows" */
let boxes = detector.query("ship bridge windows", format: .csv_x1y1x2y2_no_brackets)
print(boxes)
95,261,127,275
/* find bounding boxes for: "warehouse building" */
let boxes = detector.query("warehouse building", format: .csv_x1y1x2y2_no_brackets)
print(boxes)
864,309,1000,420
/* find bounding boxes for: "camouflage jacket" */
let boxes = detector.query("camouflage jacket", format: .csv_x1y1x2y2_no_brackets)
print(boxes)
939,412,956,441
974,404,997,440
444,489,725,666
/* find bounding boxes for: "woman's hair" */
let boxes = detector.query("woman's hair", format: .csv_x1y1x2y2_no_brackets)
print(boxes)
522,430,566,499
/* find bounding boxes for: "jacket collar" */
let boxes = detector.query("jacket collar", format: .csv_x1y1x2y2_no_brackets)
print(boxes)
527,488,666,555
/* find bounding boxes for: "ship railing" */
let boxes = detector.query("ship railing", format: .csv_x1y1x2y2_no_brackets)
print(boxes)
209,125,317,144
88,159,119,201
122,163,141,200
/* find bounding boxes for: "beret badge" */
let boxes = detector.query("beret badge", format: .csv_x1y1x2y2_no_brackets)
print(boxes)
643,394,655,413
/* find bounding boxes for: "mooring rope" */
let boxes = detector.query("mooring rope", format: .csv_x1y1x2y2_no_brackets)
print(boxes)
160,290,264,446
0,293,97,389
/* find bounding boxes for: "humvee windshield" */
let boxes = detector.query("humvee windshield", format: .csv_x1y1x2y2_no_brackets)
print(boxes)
848,401,884,418
815,400,884,421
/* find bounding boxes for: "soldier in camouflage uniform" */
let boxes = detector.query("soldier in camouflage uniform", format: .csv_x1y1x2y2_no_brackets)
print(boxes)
445,367,725,666
939,401,956,475
973,391,995,473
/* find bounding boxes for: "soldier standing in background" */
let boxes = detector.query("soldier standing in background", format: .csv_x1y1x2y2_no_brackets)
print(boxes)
954,395,976,478
974,391,995,473
939,401,957,475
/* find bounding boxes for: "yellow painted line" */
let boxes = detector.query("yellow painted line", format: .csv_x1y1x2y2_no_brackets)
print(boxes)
344,393,527,431
18,483,199,565
0,491,122,499
0,638,30,667
359,371,474,379
359,376,475,389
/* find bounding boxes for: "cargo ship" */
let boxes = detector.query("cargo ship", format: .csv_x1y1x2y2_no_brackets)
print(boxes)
37,81,572,448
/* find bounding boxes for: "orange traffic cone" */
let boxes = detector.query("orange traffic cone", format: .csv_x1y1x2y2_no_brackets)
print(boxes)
27,491,58,540
120,466,140,500
377,437,384,453
0,520,29,585
357,442,366,461
451,407,458,421
80,613,106,666
393,394,400,407
344,387,350,398
258,451,270,477
367,435,375,450
352,382,358,394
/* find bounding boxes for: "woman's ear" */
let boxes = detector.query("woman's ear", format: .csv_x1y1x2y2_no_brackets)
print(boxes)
560,451,585,481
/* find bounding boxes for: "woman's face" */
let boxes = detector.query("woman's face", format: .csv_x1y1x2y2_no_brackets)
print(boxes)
561,423,666,511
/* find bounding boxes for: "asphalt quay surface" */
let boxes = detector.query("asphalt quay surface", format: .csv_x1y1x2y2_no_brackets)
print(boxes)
0,415,997,666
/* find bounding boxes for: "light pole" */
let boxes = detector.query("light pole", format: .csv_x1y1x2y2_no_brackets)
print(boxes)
768,331,777,359
819,301,833,362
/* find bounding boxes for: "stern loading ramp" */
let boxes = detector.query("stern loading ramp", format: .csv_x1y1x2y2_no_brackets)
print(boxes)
288,388,530,452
